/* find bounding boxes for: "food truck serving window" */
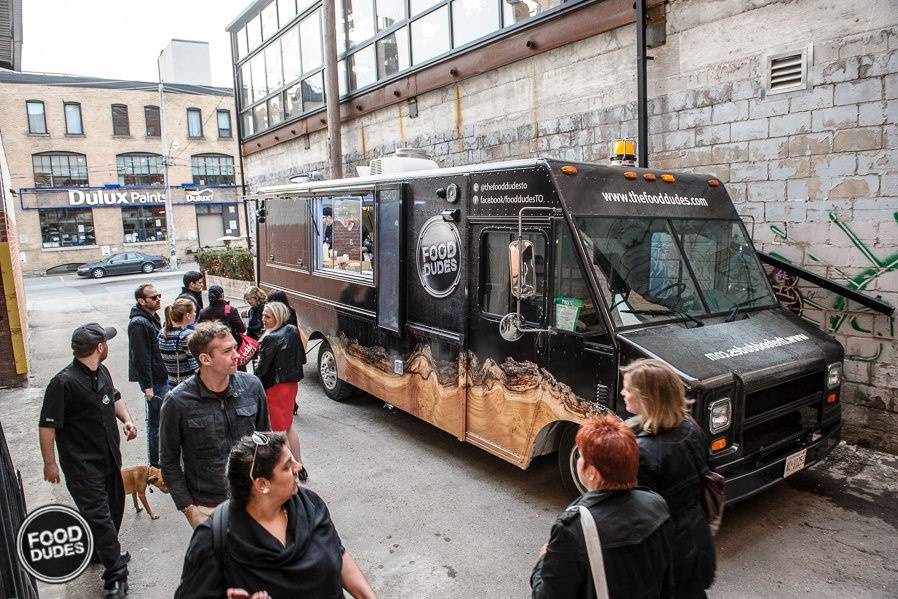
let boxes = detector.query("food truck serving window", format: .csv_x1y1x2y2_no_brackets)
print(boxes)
314,195,375,281
576,217,776,327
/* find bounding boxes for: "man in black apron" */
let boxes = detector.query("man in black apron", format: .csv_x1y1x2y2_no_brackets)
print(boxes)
39,323,138,598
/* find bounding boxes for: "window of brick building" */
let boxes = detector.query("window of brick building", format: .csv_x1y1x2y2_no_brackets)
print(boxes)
116,153,164,186
217,110,232,138
187,108,203,138
26,100,47,134
122,206,167,243
64,103,83,135
145,106,161,137
32,152,89,187
111,104,130,136
191,154,236,185
39,208,96,248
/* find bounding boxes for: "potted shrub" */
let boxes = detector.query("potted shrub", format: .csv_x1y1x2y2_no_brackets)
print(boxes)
195,248,254,300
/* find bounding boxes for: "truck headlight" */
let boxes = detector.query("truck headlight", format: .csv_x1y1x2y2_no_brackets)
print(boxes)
826,362,843,389
709,398,732,434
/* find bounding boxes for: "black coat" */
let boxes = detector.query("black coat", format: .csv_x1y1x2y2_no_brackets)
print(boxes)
246,303,264,340
176,489,345,599
637,418,717,597
198,300,246,346
531,488,675,599
255,325,306,389
177,287,204,315
127,305,167,389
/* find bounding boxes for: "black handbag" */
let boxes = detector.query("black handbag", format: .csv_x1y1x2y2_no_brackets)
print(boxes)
687,416,725,535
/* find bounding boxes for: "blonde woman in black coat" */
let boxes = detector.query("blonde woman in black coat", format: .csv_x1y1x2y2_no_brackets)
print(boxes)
255,301,307,481
621,358,716,599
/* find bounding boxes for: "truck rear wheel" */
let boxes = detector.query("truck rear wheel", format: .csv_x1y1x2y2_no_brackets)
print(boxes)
317,341,354,401
558,424,587,499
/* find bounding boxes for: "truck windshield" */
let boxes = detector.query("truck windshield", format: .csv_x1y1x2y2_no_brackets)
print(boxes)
574,217,776,327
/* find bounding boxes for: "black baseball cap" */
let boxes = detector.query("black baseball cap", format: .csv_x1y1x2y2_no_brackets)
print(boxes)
71,323,117,357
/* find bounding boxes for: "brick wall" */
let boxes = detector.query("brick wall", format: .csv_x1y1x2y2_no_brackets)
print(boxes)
243,0,898,451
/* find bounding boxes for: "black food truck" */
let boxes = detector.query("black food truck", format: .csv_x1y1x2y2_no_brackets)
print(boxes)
253,157,844,500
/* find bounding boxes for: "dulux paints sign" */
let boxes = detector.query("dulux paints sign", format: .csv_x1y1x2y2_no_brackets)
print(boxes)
67,189,167,206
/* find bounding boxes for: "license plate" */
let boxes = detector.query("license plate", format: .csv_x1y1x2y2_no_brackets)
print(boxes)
783,448,808,478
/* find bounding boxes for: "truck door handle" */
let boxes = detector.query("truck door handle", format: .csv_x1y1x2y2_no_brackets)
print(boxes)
536,331,548,353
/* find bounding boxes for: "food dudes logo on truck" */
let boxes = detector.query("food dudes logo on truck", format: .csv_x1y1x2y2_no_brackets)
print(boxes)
416,216,462,298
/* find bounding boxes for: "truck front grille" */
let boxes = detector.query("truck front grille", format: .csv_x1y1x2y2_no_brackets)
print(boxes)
741,370,825,459
744,370,824,422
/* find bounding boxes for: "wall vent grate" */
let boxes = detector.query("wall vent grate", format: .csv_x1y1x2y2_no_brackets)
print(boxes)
766,47,811,95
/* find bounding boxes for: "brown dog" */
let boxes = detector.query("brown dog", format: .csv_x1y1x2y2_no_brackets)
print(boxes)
121,465,169,520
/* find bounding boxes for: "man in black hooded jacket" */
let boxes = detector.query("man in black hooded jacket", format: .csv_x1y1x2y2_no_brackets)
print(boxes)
127,283,169,467
177,271,205,321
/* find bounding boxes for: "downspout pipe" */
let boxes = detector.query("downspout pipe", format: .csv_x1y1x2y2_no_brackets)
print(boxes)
636,0,649,168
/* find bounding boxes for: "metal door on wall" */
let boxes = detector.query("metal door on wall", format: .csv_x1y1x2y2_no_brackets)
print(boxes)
197,214,224,247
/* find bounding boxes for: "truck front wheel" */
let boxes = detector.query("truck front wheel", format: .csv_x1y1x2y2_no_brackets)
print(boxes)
317,341,354,401
558,424,587,499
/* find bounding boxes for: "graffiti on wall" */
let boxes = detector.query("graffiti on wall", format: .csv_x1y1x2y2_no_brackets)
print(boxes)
764,211,897,363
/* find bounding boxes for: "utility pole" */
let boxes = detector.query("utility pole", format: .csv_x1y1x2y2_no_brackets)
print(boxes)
157,49,178,270
322,0,342,179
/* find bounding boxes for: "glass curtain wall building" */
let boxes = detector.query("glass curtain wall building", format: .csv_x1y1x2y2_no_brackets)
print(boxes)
231,0,563,139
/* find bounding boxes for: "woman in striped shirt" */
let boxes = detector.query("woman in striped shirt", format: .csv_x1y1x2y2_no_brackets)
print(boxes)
158,298,199,387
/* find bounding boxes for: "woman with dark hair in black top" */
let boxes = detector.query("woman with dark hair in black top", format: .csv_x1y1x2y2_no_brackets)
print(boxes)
265,290,297,328
175,432,376,599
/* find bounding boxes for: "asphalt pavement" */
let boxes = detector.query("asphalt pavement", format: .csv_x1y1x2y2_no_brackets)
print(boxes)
1,272,896,598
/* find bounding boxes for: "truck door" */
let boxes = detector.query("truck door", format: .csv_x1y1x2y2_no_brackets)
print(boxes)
546,219,618,410
465,224,551,465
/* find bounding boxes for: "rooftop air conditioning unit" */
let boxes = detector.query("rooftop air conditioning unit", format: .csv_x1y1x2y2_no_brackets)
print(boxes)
368,148,439,175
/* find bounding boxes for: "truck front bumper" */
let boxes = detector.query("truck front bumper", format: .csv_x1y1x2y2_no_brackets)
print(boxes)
722,420,841,505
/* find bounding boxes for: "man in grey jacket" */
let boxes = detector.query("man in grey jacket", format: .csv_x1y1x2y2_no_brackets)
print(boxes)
159,321,269,528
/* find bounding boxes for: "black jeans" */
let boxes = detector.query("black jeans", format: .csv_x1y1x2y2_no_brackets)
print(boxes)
66,471,128,586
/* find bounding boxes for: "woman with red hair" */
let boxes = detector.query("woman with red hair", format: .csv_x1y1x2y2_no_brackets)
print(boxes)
531,414,675,599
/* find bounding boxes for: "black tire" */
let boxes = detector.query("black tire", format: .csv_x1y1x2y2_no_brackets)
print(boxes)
91,267,105,279
558,423,587,499
141,262,155,273
317,341,354,401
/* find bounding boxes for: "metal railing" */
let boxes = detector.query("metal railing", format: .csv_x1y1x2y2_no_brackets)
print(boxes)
0,420,39,598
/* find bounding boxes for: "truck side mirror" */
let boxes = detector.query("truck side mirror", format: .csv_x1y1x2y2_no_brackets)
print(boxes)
508,239,536,299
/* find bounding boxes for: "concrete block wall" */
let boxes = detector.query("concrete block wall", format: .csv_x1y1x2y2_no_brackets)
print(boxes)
243,0,898,451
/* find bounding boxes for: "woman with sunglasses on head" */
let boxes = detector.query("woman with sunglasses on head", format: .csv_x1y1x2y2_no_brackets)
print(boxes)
621,358,717,599
175,431,377,599
254,301,307,480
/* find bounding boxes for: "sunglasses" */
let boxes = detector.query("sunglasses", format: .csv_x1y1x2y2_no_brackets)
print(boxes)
249,431,269,482
144,294,162,301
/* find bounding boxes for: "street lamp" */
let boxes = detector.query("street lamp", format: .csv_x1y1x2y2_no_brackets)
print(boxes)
157,49,178,270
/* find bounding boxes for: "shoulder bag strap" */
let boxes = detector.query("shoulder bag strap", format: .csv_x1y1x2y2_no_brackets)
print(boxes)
577,505,610,599
175,333,181,384
212,501,230,567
